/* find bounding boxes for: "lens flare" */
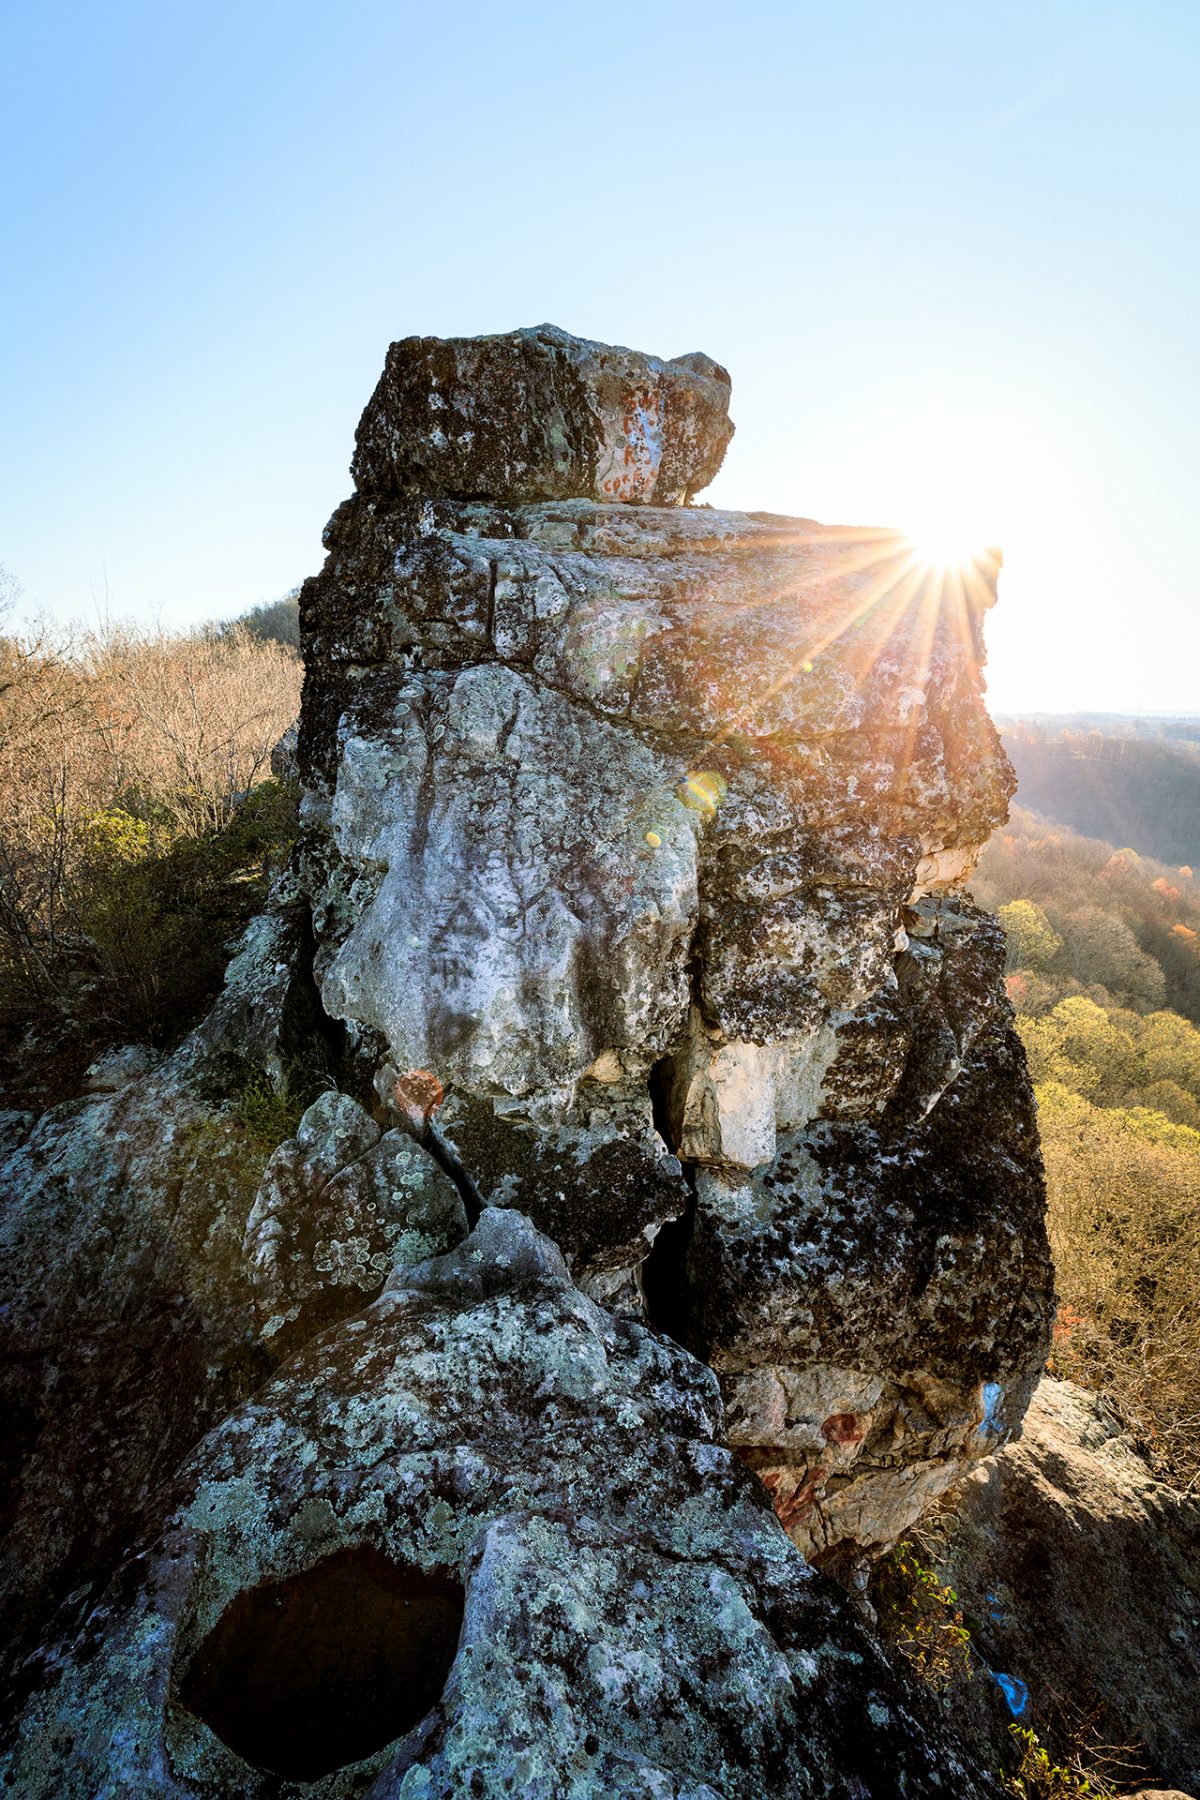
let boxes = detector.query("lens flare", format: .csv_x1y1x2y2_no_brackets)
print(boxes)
677,770,728,818
901,496,996,574
905,518,991,573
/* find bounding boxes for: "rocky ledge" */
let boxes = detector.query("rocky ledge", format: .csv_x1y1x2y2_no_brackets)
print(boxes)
0,326,1052,1796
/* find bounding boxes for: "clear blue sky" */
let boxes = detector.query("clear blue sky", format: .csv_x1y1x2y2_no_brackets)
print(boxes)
2,0,1197,713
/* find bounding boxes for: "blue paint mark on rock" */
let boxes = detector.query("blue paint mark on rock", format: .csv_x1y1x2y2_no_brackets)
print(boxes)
979,1380,1005,1438
992,1672,1028,1717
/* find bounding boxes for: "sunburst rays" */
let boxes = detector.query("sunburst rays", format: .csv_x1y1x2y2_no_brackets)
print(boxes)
697,526,998,747
664,524,1003,837
622,521,1002,864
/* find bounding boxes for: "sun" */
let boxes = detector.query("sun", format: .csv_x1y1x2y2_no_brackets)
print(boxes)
898,486,998,575
908,527,988,572
903,504,994,574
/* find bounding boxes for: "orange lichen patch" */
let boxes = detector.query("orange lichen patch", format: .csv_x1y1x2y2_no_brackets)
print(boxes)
821,1413,866,1449
393,1071,445,1129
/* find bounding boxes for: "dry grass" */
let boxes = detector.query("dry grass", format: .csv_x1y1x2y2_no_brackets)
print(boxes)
0,615,301,1093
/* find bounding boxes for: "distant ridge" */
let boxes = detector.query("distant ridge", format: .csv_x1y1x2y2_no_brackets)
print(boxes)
1000,716,1200,868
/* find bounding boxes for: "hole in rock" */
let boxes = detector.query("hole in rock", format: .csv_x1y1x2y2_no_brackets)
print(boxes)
642,1204,695,1343
179,1546,464,1780
647,1053,676,1151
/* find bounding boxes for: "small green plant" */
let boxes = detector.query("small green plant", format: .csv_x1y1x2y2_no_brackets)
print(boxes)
869,1539,973,1693
230,1055,334,1153
1002,1725,1106,1798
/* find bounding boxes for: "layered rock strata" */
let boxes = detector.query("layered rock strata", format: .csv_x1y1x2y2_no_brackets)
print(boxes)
0,325,1052,1794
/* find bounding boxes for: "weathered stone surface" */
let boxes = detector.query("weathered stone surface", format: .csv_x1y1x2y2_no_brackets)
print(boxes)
351,324,734,506
270,719,300,782
0,326,1056,1793
1,1212,1004,1798
244,1090,468,1355
684,1006,1050,1566
435,1094,687,1302
296,345,1048,1566
0,896,360,1676
315,662,703,1117
928,1379,1200,1795
82,1042,163,1091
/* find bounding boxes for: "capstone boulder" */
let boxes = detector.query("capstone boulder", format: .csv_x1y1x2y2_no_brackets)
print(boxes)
351,323,734,506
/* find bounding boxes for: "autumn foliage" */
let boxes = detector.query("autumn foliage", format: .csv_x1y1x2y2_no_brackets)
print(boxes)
978,807,1200,1484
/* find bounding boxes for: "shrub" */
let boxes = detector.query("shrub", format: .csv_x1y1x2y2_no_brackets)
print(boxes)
1003,1725,1106,1798
0,618,301,1104
869,1537,973,1693
230,1056,335,1153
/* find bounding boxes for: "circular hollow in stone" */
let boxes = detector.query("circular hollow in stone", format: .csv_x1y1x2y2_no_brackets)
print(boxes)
179,1546,464,1780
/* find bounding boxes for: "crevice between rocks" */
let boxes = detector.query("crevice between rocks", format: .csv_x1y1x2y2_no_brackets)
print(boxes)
642,1052,699,1345
421,1113,485,1229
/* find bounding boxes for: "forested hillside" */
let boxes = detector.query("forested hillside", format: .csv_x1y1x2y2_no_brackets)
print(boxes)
975,803,1200,1482
1001,719,1200,867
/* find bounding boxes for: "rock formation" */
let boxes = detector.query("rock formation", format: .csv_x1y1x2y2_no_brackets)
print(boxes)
928,1378,1200,1794
5,1208,1005,1797
299,322,1052,1571
0,325,1053,1795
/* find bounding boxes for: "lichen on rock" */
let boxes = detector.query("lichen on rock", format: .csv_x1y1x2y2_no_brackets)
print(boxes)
3,1211,1005,1798
244,1088,467,1354
350,323,734,506
0,324,1054,1795
297,324,1052,1566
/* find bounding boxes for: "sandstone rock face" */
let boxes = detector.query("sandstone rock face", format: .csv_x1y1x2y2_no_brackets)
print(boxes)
0,326,1052,1793
2,1211,1003,1798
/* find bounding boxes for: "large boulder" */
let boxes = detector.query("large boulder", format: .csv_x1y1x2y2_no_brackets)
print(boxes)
931,1379,1200,1795
351,323,734,505
1,1212,1004,1798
